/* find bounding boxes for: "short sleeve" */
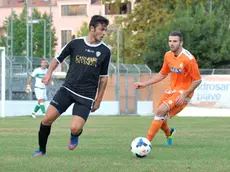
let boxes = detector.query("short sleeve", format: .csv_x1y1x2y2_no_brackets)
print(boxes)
100,50,111,76
55,40,72,63
159,54,170,75
31,68,37,77
186,59,201,82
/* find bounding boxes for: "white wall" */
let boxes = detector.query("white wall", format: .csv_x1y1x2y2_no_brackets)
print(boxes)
177,107,230,117
1,100,230,117
0,101,119,117
137,101,153,116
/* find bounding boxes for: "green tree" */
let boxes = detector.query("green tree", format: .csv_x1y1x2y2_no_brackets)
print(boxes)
112,0,184,64
30,8,57,58
145,1,230,71
76,21,121,63
0,5,57,59
76,21,89,37
108,0,219,68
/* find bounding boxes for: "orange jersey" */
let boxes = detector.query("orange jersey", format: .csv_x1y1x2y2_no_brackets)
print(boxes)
160,48,201,98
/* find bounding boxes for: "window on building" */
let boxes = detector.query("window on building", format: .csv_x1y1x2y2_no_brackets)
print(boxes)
105,2,131,15
91,0,96,4
18,0,25,2
61,4,87,16
61,30,72,47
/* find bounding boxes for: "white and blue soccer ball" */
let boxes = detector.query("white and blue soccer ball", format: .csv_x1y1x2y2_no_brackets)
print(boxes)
131,137,152,158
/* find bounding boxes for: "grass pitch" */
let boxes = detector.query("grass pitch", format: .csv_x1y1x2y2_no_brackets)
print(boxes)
0,116,230,172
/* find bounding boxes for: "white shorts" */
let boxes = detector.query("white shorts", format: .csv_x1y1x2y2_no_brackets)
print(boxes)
34,87,47,100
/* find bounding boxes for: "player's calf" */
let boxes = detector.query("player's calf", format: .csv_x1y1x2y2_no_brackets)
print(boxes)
147,103,168,142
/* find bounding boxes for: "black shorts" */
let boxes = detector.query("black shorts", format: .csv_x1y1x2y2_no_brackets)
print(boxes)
50,87,94,121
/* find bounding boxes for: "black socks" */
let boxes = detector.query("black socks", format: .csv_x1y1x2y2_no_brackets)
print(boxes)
71,129,83,137
38,122,51,153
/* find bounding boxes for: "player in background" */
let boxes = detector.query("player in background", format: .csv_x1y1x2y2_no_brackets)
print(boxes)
32,15,111,156
26,59,48,119
135,31,202,145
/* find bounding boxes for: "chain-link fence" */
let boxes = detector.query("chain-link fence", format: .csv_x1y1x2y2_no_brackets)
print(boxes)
1,56,68,100
200,69,230,75
1,54,153,114
117,64,152,114
2,53,230,114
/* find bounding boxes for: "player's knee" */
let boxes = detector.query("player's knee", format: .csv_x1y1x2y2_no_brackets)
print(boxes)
38,99,45,103
155,103,169,117
70,125,82,135
155,108,167,117
42,116,54,125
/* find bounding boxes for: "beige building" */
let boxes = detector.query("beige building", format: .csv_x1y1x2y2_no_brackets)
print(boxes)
0,0,138,54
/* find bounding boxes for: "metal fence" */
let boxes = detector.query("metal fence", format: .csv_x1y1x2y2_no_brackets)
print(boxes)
200,69,230,75
116,63,152,114
0,55,153,114
1,54,230,114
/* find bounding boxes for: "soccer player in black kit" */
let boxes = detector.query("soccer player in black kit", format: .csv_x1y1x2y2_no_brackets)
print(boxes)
32,15,110,156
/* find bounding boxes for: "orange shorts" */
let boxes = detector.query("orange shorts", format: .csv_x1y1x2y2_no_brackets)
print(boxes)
157,91,189,118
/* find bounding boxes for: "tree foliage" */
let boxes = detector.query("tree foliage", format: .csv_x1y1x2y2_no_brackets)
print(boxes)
76,20,121,63
69,0,230,70
145,1,230,71
104,0,229,70
76,21,88,37
0,5,57,59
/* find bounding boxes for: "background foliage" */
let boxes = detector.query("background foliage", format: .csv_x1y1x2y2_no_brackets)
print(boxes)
96,0,230,71
0,5,57,59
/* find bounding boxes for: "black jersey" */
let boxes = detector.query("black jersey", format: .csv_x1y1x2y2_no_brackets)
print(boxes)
55,37,111,100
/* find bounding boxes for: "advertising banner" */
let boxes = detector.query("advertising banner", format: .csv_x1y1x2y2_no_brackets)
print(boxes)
190,75,230,108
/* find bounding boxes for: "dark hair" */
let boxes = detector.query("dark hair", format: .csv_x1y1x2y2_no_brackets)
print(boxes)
169,31,183,41
89,15,109,29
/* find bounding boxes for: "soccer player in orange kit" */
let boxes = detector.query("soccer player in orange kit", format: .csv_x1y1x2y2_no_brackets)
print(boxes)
135,31,202,145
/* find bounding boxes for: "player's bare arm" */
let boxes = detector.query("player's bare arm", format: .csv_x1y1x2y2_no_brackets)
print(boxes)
135,73,167,89
91,76,108,112
175,80,202,106
42,59,59,85
27,75,33,85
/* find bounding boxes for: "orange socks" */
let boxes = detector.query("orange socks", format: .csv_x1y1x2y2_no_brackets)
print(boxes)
161,119,171,137
147,116,165,142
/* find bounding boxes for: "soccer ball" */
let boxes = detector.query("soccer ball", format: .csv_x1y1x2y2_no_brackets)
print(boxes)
131,137,152,158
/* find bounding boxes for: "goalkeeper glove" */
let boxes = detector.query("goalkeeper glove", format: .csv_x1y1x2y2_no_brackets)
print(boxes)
25,85,32,94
